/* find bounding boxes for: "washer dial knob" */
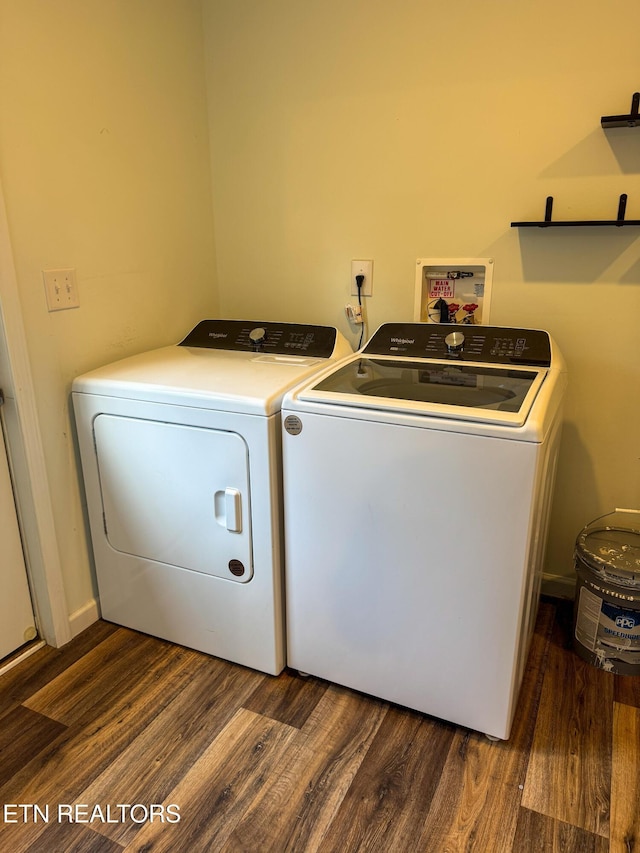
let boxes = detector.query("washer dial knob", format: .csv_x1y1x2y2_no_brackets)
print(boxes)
249,327,267,346
444,331,465,352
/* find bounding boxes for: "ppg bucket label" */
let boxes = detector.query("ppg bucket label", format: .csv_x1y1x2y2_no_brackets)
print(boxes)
575,585,640,669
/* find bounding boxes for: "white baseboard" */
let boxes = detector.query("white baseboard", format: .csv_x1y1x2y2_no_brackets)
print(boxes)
0,640,46,677
68,598,100,639
542,572,576,600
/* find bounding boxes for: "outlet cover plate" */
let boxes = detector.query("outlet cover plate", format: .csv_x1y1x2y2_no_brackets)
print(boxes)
351,259,373,296
43,268,79,311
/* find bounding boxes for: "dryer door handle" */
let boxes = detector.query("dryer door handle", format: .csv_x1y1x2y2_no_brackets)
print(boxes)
225,488,242,533
214,487,242,533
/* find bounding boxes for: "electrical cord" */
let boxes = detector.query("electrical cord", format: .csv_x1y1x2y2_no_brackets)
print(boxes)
356,274,365,349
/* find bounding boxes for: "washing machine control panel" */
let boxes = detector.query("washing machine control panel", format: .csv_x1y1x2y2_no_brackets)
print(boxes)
364,323,552,366
180,320,339,357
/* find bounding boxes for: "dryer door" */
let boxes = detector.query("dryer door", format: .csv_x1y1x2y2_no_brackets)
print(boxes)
93,414,253,582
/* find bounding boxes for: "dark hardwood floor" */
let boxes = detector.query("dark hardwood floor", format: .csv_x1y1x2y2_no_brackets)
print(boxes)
0,598,638,852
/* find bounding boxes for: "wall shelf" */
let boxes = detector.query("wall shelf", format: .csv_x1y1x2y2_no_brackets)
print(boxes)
601,92,640,128
511,195,640,228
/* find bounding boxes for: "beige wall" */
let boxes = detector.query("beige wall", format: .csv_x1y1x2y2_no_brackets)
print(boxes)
0,0,218,618
203,0,640,591
1,1,638,628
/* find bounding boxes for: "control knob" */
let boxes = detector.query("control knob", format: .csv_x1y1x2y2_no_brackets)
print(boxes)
444,330,465,353
249,327,267,347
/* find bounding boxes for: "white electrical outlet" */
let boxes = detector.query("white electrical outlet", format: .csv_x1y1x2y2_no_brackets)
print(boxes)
351,259,373,296
43,268,79,311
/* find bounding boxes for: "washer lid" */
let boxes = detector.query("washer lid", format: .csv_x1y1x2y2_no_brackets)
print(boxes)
299,355,547,426
73,321,351,416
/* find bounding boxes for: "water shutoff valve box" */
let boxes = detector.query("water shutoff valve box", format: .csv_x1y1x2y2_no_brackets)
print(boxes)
414,258,494,325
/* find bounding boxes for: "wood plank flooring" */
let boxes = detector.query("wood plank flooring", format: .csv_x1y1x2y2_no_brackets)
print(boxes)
0,598,638,852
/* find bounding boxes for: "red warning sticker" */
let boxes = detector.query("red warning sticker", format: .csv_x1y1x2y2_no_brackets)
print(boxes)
428,279,455,298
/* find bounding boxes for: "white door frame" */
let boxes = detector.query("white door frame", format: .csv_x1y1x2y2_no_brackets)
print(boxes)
0,182,70,648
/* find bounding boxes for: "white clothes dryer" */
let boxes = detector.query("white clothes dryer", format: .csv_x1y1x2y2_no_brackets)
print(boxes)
73,319,351,675
282,323,567,738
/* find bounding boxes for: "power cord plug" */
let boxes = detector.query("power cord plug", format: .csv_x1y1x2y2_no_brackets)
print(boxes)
355,274,366,348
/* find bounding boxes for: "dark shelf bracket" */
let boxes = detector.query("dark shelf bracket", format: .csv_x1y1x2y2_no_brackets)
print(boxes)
601,92,640,128
511,194,640,228
544,196,554,223
617,193,628,222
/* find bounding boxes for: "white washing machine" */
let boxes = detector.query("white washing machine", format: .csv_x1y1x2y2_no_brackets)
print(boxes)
73,319,351,675
282,323,567,738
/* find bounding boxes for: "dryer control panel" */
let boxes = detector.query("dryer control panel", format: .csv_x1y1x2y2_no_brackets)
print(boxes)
180,320,338,358
363,323,552,366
